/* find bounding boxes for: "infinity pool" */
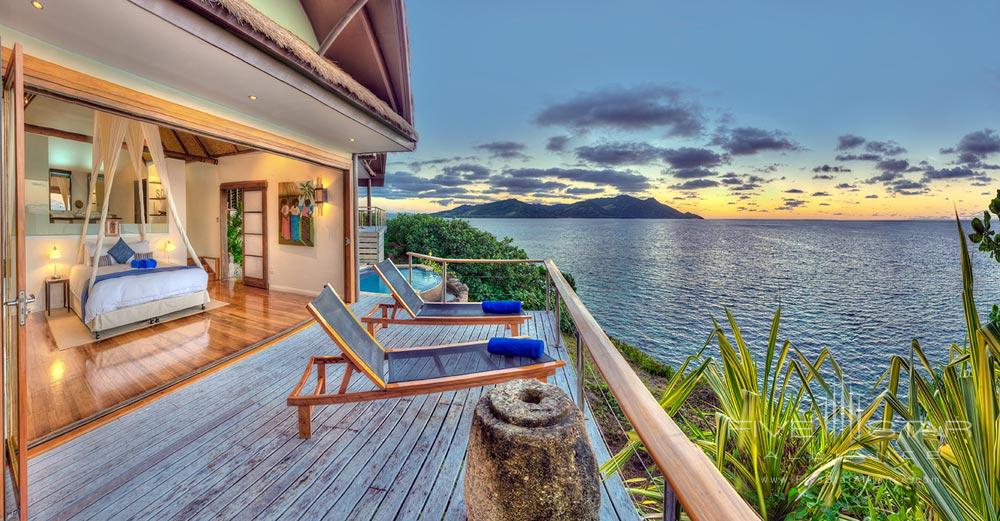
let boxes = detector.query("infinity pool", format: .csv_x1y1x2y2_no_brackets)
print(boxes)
360,266,442,294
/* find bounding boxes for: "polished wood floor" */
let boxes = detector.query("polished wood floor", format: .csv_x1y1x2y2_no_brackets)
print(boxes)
26,281,313,445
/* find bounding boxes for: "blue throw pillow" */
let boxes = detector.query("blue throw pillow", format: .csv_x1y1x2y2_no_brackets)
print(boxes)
107,238,135,264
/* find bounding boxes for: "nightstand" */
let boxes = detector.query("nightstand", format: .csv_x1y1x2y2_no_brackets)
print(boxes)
45,277,70,316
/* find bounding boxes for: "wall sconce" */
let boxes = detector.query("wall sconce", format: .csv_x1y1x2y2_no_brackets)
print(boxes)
313,177,328,216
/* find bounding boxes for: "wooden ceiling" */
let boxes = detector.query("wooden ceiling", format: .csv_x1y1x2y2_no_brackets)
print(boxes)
300,0,413,124
157,127,255,165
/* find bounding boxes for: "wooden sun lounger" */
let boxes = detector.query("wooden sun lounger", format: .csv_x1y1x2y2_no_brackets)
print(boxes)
288,284,565,439
361,259,531,336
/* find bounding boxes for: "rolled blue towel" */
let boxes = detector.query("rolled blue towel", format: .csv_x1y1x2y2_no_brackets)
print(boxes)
130,259,158,269
482,300,523,314
487,337,545,359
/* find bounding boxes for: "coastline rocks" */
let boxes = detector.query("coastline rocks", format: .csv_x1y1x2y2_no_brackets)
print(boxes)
464,379,600,521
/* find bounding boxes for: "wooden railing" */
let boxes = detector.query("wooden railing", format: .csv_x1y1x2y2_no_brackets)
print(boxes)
358,206,386,228
405,253,759,521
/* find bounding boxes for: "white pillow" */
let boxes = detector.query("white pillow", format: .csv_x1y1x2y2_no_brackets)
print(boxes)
128,240,152,255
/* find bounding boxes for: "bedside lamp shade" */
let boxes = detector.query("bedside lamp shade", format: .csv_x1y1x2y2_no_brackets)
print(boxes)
49,245,62,279
163,240,176,253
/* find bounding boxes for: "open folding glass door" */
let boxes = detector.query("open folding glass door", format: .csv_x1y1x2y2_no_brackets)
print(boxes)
241,184,268,289
1,42,31,521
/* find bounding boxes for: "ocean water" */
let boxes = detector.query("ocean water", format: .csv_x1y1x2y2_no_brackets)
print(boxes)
465,219,1000,393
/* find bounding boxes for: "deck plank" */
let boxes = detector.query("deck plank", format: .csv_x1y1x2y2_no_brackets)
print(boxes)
24,299,639,521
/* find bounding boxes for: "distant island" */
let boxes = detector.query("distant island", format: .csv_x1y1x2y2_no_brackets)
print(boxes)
432,195,703,219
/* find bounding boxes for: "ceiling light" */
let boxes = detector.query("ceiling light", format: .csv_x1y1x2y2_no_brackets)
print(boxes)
31,0,43,9
349,138,355,142
248,95,257,101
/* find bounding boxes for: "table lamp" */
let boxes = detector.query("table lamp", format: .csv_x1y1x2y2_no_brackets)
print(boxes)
48,245,62,279
163,239,176,257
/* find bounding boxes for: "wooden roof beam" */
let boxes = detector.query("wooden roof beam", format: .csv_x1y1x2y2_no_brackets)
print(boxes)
359,7,399,111
25,124,218,165
317,0,370,56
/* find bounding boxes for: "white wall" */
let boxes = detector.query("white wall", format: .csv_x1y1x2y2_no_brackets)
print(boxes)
28,158,187,312
185,152,346,296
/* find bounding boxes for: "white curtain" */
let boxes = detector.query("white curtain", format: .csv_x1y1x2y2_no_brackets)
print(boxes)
76,113,127,263
124,122,148,240
141,122,201,269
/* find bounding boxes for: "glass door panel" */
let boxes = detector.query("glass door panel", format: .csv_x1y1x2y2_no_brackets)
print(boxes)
2,41,30,521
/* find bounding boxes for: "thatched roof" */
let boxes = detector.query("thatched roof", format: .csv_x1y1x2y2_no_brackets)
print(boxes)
198,0,417,141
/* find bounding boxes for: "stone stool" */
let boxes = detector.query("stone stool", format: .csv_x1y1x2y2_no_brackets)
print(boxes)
464,379,600,521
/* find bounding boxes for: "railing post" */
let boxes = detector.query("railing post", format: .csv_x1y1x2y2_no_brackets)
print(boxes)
545,273,551,312
441,261,448,303
575,330,585,409
663,482,679,521
554,292,561,348
408,254,413,284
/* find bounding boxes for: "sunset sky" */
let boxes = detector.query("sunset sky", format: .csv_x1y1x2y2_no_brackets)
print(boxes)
372,1,1000,219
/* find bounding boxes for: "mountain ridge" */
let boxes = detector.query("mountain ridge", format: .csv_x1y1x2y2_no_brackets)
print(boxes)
431,195,703,219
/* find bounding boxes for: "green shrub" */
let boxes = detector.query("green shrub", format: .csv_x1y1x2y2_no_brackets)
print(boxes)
385,213,576,331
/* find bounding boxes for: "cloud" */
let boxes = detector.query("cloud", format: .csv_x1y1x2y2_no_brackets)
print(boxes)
876,158,910,173
865,140,906,156
784,188,804,194
812,164,851,173
941,129,1000,165
865,194,879,199
377,171,476,200
670,179,720,190
777,198,807,210
921,166,992,186
565,186,605,196
546,135,570,152
812,191,831,197
575,141,663,166
888,179,929,195
534,85,704,136
671,167,717,179
837,134,866,150
491,176,568,195
501,167,653,193
835,183,859,191
711,127,802,155
441,163,491,181
475,141,529,159
835,153,882,161
813,174,835,180
661,147,727,169
865,171,903,184
399,156,477,172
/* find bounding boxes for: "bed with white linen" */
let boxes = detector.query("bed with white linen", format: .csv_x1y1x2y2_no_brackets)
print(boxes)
70,239,209,337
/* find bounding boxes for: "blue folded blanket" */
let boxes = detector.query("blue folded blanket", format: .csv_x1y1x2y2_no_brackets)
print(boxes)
487,337,545,359
130,258,158,269
481,300,523,314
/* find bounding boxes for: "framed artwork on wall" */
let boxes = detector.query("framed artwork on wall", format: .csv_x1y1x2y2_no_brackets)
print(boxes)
278,181,315,247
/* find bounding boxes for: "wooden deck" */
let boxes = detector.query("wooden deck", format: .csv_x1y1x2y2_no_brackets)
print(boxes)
19,295,639,520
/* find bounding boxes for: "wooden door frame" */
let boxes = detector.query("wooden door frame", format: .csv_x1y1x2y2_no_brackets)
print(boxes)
221,181,268,289
2,41,29,521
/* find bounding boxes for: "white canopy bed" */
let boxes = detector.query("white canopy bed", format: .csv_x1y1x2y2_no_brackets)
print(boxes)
71,112,209,339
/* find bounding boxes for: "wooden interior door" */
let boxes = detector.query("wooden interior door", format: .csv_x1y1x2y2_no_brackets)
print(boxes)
238,183,267,289
1,42,31,521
